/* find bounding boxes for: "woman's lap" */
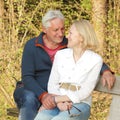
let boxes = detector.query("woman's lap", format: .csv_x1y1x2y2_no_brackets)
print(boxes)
34,102,90,120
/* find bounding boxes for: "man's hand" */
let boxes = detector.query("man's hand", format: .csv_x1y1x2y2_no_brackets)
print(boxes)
38,105,46,112
101,70,116,90
41,93,56,109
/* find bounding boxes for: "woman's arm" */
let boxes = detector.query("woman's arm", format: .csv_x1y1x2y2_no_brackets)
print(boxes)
55,95,71,103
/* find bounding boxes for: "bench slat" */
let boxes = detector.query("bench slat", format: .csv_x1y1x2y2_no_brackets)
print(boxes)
108,95,120,120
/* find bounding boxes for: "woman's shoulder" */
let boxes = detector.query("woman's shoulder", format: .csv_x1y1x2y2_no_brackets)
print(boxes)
85,50,103,62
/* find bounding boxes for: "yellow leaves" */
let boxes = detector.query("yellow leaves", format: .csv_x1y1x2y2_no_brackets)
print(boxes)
89,91,112,120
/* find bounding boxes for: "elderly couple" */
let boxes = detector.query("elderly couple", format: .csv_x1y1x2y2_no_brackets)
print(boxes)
13,10,115,120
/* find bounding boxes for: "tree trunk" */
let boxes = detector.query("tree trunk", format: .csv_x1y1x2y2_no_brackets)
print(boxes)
91,0,107,53
0,0,4,39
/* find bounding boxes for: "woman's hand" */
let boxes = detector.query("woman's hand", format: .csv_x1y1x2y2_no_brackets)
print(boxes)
57,102,73,111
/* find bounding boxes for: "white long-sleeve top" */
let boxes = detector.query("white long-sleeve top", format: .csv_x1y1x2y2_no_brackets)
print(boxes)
48,48,103,106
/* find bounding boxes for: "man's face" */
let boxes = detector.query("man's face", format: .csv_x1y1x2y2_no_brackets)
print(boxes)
43,18,65,45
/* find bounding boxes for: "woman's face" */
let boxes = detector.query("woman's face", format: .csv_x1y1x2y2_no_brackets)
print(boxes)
67,24,83,48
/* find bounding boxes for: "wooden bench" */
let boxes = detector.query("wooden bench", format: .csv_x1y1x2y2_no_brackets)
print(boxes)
7,76,120,120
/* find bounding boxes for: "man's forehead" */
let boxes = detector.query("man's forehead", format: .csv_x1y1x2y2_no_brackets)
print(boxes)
50,18,64,24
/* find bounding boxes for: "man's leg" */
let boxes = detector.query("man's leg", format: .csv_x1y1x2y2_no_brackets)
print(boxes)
34,107,59,120
18,89,40,120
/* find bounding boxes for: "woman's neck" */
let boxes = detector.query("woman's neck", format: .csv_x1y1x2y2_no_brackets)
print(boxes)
73,48,85,62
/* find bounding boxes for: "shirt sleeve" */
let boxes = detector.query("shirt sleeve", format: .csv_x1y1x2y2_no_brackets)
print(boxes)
100,62,111,75
22,39,46,97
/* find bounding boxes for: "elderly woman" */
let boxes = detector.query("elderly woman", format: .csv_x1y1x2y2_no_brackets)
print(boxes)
34,19,103,120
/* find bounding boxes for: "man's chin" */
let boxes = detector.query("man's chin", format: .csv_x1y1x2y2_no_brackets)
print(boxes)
57,39,63,43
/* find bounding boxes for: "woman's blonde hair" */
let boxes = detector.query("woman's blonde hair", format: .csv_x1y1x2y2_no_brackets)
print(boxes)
73,19,99,50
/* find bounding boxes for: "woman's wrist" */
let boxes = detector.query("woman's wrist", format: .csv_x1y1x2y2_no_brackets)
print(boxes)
54,95,70,103
53,96,57,105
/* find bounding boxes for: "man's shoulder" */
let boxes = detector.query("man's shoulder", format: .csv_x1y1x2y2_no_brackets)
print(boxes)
23,37,37,52
25,32,43,45
26,37,36,45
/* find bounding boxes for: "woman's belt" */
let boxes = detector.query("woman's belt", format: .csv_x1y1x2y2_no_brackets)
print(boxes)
59,83,80,91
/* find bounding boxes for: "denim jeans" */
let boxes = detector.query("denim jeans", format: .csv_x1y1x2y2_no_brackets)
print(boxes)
14,87,40,120
34,103,90,120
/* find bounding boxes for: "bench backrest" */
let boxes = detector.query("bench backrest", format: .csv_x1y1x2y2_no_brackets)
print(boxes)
95,76,120,120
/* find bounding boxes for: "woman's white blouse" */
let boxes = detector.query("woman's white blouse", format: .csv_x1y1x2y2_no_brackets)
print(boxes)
48,48,103,106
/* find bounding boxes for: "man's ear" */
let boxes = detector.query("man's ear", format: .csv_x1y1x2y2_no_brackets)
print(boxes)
42,26,47,33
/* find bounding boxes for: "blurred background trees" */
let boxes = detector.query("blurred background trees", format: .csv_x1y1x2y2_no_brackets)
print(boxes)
0,0,120,119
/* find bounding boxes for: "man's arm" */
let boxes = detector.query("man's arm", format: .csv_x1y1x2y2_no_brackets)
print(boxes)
22,40,57,109
100,63,116,89
22,39,45,96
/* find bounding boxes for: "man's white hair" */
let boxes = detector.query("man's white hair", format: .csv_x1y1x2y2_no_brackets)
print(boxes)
42,10,64,28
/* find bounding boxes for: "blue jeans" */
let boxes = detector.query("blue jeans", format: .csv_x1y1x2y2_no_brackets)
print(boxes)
34,103,90,120
14,87,40,120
